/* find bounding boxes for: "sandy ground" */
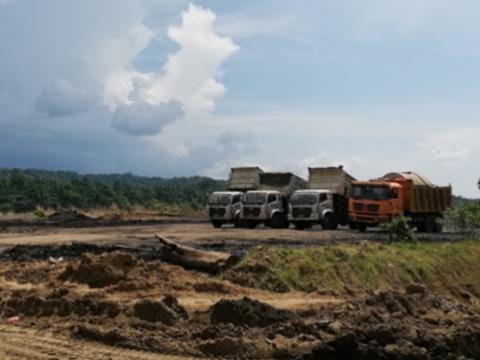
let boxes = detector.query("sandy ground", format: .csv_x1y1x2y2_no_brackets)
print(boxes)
0,222,464,252
0,222,475,359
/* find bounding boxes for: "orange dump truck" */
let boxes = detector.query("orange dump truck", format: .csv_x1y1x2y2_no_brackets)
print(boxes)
349,172,452,232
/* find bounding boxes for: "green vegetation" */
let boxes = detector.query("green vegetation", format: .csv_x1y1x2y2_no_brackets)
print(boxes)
224,241,480,296
0,168,225,213
379,215,416,243
444,200,480,234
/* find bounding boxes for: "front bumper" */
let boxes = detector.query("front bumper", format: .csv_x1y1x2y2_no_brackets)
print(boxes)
349,213,389,225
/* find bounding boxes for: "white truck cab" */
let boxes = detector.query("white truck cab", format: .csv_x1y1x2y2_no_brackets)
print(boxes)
288,189,340,230
207,191,243,228
241,190,289,228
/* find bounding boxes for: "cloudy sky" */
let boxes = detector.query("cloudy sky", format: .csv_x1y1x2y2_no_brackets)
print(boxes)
0,0,479,197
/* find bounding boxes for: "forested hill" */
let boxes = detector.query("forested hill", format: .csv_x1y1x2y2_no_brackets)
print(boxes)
0,169,226,213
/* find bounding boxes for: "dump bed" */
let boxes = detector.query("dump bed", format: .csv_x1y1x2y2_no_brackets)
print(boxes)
259,172,308,196
308,166,356,196
227,167,263,191
381,172,452,214
409,186,452,213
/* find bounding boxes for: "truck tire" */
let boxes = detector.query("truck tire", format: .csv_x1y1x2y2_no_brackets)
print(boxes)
322,214,338,230
434,221,443,233
211,220,223,228
348,221,358,230
424,216,436,233
357,223,367,232
247,221,257,229
271,213,286,229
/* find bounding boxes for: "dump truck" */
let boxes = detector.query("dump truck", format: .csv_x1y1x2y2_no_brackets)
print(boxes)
349,172,452,232
288,166,355,230
207,167,263,228
241,172,308,228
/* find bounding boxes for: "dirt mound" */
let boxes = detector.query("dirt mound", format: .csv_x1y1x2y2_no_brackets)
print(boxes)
210,296,301,328
0,289,122,318
59,252,138,288
133,296,187,324
302,289,480,360
197,336,245,357
48,210,94,223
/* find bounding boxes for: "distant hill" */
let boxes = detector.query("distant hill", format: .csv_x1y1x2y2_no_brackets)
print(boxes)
0,168,226,213
452,195,480,205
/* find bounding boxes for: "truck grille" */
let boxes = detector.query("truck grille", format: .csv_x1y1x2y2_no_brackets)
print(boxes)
243,207,260,217
353,203,364,211
367,204,380,213
209,208,226,217
292,207,312,218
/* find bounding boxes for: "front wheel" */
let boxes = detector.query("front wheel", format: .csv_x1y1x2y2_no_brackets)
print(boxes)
271,213,287,229
322,214,338,230
348,221,358,230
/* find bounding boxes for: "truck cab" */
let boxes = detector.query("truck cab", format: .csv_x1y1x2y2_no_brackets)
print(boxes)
241,190,289,228
349,181,403,231
288,190,341,230
207,191,243,228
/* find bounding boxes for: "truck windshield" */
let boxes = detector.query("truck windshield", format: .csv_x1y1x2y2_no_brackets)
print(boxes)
290,193,318,205
352,185,393,200
208,194,231,206
244,193,267,205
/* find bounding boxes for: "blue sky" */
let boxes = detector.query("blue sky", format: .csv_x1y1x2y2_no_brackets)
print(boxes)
0,0,479,196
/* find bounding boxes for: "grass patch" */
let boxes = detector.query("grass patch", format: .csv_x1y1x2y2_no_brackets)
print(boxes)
223,241,480,297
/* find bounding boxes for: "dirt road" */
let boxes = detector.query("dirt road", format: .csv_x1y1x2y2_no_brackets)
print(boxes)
0,223,464,253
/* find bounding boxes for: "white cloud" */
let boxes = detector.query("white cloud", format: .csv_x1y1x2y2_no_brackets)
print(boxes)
417,127,479,165
142,3,239,114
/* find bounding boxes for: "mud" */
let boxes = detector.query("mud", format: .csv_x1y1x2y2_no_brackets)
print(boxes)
134,296,187,324
302,289,480,360
0,242,478,358
210,296,301,327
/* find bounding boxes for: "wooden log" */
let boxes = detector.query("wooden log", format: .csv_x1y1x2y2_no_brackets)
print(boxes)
155,234,238,273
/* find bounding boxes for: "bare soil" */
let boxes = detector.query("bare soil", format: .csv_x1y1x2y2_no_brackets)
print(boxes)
0,222,476,359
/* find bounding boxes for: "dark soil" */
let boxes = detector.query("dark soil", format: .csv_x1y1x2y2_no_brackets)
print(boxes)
210,296,301,327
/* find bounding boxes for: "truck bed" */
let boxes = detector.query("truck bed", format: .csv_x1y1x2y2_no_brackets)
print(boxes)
409,186,452,213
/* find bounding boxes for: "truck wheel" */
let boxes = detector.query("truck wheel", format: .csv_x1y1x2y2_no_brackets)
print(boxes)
348,221,358,230
271,213,285,229
424,216,436,233
322,214,338,230
211,220,223,228
247,221,257,229
434,219,443,233
357,223,367,232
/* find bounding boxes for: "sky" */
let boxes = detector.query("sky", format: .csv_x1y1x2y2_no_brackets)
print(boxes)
0,0,479,197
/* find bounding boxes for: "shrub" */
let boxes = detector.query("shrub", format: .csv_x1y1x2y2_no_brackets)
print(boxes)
32,209,46,218
379,215,416,243
443,202,480,233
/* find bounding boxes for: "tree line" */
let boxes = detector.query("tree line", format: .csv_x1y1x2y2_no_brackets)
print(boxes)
0,169,226,213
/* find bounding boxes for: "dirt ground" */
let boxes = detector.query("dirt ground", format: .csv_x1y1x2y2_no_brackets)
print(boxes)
0,222,477,359
0,222,465,253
